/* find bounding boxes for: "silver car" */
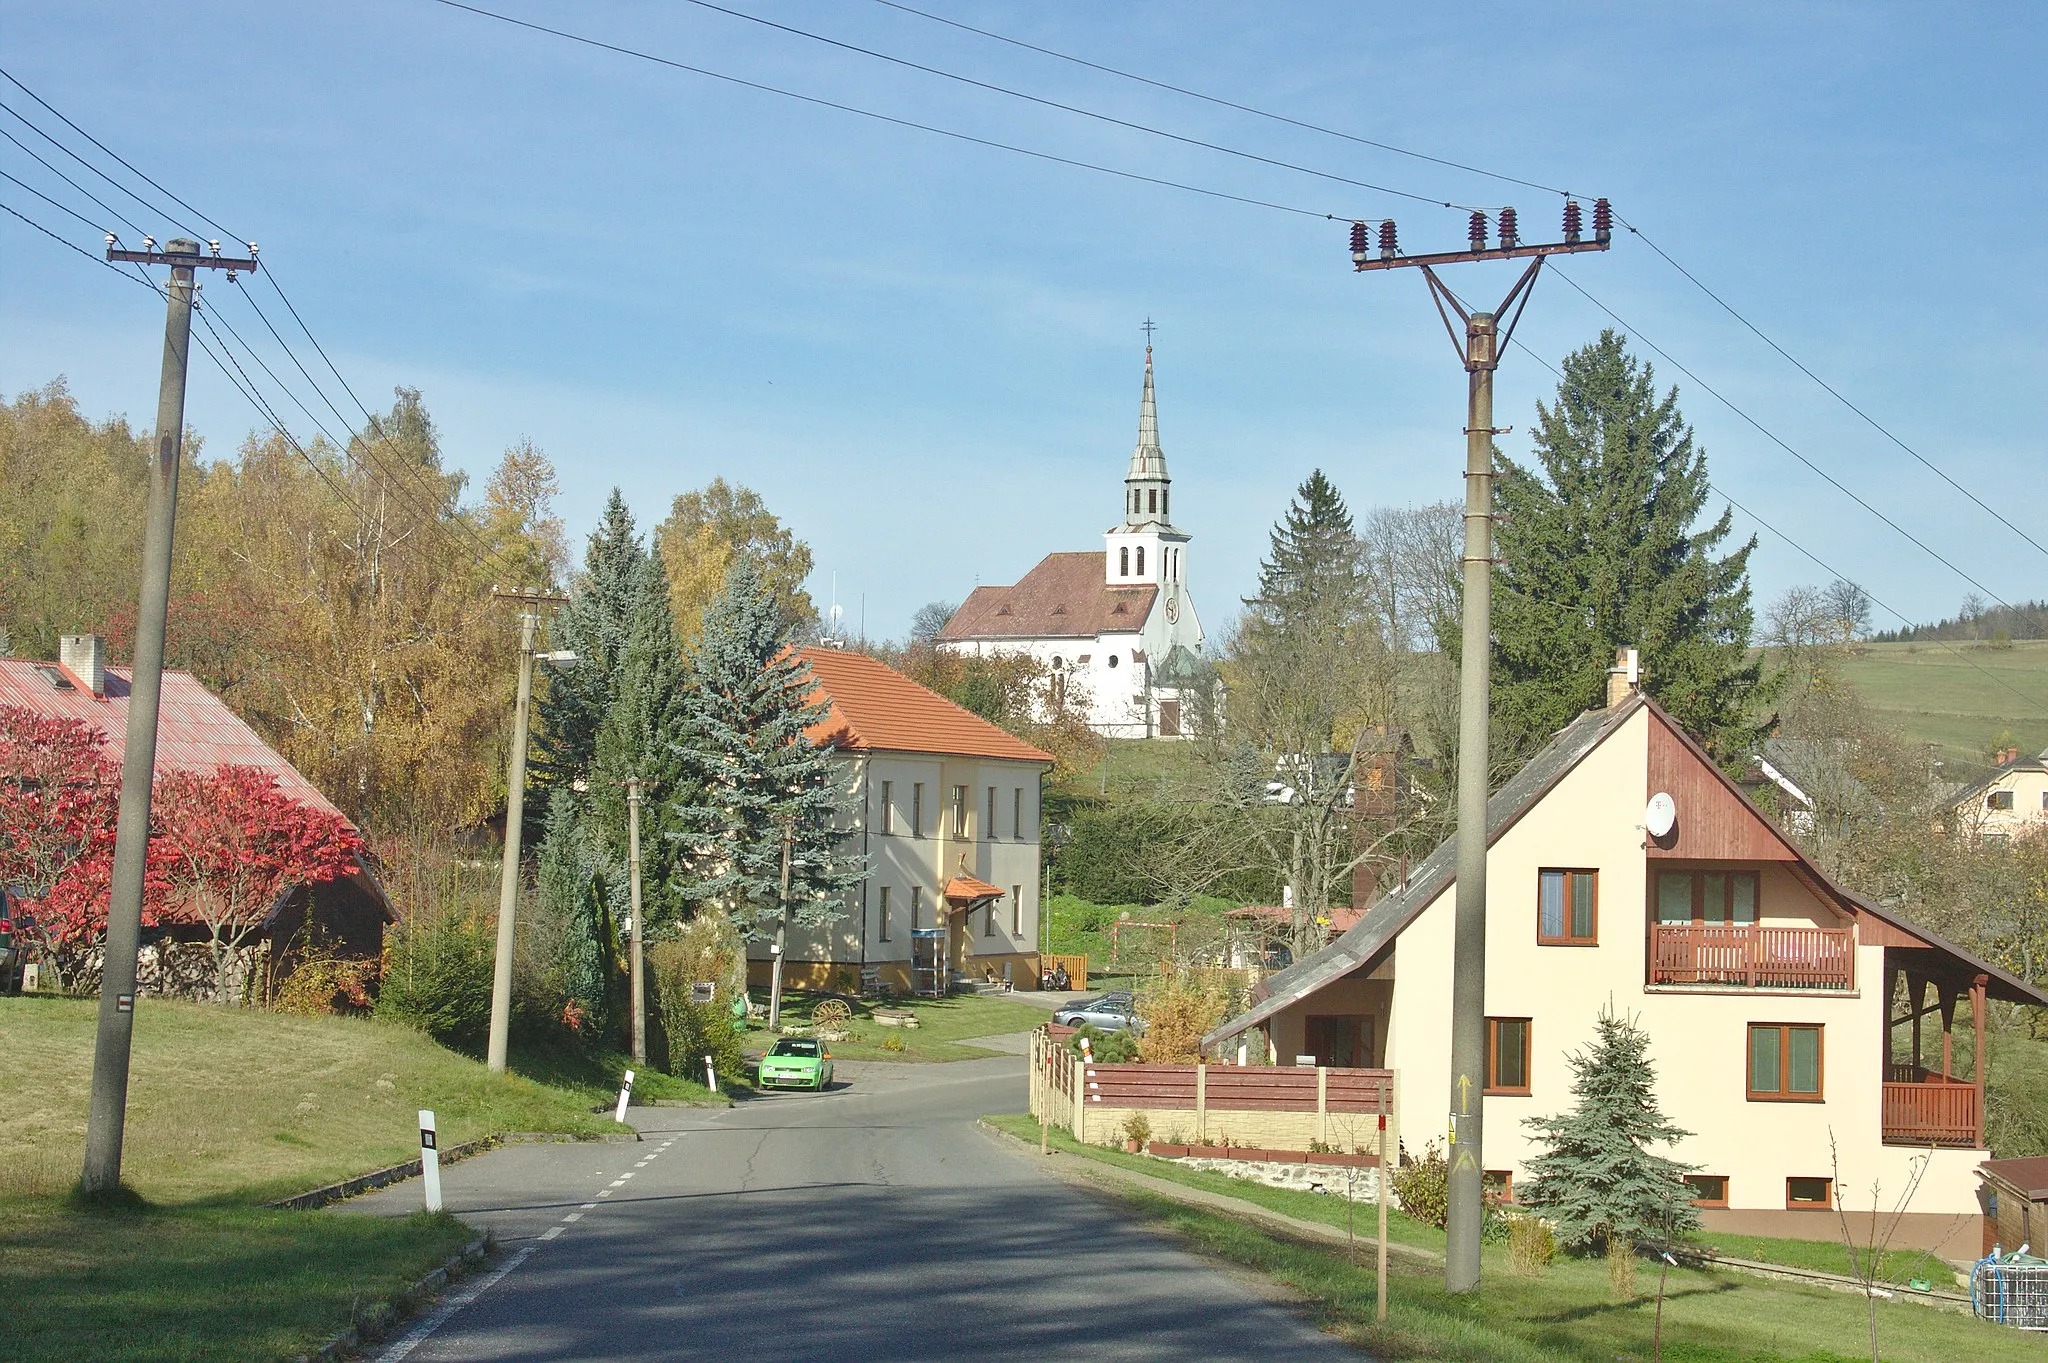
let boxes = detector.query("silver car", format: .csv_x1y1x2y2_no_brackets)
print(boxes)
1053,992,1146,1034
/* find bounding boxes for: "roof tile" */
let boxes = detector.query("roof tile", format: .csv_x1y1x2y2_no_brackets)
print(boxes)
797,648,1053,765
937,552,1156,641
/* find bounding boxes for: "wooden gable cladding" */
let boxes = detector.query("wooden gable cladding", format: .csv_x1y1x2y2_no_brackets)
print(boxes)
1644,709,1798,861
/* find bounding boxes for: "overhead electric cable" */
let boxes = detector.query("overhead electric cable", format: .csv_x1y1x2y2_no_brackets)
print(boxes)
0,124,145,238
669,0,1479,215
430,0,1369,222
0,98,202,239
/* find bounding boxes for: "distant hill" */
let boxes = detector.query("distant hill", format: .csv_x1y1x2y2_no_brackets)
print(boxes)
1828,639,2048,772
1873,599,2048,644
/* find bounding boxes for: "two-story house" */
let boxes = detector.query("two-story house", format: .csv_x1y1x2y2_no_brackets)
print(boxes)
1204,675,2046,1256
746,647,1054,996
1945,746,2048,843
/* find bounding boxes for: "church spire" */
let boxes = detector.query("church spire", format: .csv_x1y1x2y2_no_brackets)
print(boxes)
1124,338,1170,526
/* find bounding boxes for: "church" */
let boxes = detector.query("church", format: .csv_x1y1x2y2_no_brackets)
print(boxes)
937,347,1207,738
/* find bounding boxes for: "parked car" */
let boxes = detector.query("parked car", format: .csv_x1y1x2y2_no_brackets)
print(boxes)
0,890,29,994
1053,992,1145,1035
756,1036,834,1091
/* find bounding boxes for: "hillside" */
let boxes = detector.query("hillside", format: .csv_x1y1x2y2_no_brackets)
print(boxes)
1832,639,2048,771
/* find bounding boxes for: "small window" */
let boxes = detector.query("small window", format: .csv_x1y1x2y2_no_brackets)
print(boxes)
1537,869,1597,945
1486,1017,1531,1094
985,899,998,936
1013,788,1024,840
1748,1023,1823,1100
1108,654,1119,668
1148,488,1157,514
879,780,894,835
911,885,923,932
952,785,969,837
1136,545,1146,575
878,886,892,942
986,787,997,839
1990,790,2016,811
1120,546,1130,576
1483,1170,1513,1203
1012,884,1023,934
1786,1176,1832,1210
1162,489,1170,520
912,783,924,837
2041,791,2047,811
1686,1175,1729,1208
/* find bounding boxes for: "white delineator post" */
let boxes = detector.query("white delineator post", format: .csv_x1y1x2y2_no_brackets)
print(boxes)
704,1055,718,1094
615,1069,634,1123
420,1109,443,1214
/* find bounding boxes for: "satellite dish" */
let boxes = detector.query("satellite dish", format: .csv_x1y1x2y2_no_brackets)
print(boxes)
1645,791,1677,839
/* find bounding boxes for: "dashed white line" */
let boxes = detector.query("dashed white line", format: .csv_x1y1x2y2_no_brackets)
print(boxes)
563,1212,583,1223
538,1226,564,1241
579,1202,596,1210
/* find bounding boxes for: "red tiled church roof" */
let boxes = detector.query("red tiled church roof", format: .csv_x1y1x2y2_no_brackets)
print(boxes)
796,647,1054,765
936,552,1156,642
0,659,346,821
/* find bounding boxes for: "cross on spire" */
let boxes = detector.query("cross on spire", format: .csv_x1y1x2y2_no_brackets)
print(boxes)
1141,318,1157,361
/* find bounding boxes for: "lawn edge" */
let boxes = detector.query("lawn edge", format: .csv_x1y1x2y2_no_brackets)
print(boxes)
288,1231,493,1363
267,1129,640,1212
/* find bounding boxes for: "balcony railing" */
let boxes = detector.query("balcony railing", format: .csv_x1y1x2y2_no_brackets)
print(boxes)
1881,1079,1981,1148
1649,923,1855,990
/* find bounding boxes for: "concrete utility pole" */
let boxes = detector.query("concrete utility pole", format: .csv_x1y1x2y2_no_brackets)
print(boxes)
1348,200,1610,1292
81,238,257,1196
485,589,570,1075
767,817,795,1031
626,777,646,1066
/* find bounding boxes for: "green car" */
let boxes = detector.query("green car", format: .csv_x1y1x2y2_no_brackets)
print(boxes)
757,1037,834,1091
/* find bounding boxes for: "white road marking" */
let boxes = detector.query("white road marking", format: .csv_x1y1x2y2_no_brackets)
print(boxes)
597,1189,613,1197
375,1246,534,1362
580,1203,596,1210
538,1226,563,1241
563,1212,582,1223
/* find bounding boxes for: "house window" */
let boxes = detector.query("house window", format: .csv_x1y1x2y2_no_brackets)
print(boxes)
1303,1015,1371,1068
1012,884,1023,934
1686,1175,1729,1208
1013,788,1024,840
2041,791,2047,811
952,785,969,837
1990,790,2016,811
1655,870,1758,926
985,898,998,936
911,783,924,837
986,787,997,839
1148,488,1157,514
878,887,892,942
879,780,894,835
1537,869,1597,945
911,885,923,932
1786,1176,1832,1210
1120,546,1130,576
1485,1017,1531,1094
1748,1023,1823,1100
1136,545,1146,575
1130,489,1140,515
1483,1170,1513,1203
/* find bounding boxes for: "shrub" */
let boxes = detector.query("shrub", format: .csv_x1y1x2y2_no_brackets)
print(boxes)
1135,970,1234,1064
374,915,495,1049
1508,1215,1556,1275
1392,1140,1450,1229
1122,1111,1152,1148
272,949,379,1017
648,913,748,1086
1069,1022,1138,1063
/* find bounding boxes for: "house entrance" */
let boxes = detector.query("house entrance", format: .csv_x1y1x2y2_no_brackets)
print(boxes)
1304,1015,1373,1068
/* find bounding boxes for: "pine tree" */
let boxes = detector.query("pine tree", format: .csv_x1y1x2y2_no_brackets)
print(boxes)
590,553,697,932
536,489,646,790
1243,470,1361,627
1493,331,1771,763
536,792,609,1039
1521,1007,1699,1252
673,557,863,941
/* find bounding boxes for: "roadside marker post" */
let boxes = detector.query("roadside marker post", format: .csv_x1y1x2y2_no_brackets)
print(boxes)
704,1055,718,1093
615,1070,634,1123
420,1110,443,1214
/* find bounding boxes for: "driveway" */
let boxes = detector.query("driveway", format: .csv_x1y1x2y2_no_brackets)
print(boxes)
346,1048,1355,1360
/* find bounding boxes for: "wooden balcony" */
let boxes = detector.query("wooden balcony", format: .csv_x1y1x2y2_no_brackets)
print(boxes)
1649,923,1855,991
1881,1077,1981,1148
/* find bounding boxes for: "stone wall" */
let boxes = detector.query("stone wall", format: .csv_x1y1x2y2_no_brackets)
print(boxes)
1167,1155,1382,1203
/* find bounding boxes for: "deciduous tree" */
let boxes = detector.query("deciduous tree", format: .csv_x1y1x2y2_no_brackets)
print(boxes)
655,479,816,646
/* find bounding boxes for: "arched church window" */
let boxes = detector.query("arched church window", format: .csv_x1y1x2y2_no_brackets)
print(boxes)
1119,546,1129,577
1148,488,1157,514
1051,655,1064,668
1136,546,1146,576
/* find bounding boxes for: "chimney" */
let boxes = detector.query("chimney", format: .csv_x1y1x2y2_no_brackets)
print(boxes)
1605,646,1640,708
1998,746,2020,767
59,634,107,698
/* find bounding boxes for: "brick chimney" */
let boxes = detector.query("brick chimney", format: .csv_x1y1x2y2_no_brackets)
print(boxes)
1998,746,2021,767
1605,646,1641,708
59,634,107,698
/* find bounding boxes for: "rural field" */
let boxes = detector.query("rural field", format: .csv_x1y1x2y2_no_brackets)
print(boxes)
1833,640,2048,770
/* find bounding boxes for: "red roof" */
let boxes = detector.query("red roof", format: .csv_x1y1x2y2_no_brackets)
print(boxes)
0,659,346,822
937,552,1156,641
796,647,1054,765
943,874,1006,904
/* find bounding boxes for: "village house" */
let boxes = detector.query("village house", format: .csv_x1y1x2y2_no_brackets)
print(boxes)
1944,745,2048,843
936,345,1208,738
0,635,390,992
1203,655,2048,1256
746,646,1053,996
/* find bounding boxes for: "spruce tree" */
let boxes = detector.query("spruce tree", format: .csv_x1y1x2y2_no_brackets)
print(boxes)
535,792,609,1039
1493,331,1770,762
673,557,863,941
536,488,647,789
1242,470,1362,627
1521,1007,1699,1252
590,552,697,932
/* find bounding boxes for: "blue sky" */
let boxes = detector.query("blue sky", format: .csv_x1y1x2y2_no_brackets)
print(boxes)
4,2,2044,643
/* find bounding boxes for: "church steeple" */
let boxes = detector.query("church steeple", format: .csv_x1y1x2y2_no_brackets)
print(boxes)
1123,345,1172,528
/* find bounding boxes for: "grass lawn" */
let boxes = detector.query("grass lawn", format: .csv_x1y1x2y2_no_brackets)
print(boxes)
1,993,712,1360
1831,639,2048,767
748,989,1050,1062
988,1115,2029,1360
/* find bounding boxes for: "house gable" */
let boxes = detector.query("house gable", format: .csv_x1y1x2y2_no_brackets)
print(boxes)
1645,708,1799,861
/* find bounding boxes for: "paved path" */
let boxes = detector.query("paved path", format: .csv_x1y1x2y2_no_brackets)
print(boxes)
346,1048,1354,1361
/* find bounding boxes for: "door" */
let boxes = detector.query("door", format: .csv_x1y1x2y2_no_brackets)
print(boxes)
1158,698,1181,737
1303,1015,1372,1068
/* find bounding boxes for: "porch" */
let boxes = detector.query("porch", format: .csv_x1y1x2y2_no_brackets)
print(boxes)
1648,923,1855,991
1880,952,1988,1149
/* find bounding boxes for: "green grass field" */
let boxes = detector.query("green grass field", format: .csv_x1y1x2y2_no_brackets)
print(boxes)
1811,640,2048,769
0,994,705,1361
746,989,1050,1062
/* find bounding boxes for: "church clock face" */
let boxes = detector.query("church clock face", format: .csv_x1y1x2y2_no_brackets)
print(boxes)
1164,593,1180,623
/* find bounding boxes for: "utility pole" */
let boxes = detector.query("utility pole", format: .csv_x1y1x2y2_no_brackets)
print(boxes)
767,816,794,1032
81,238,257,1196
485,588,571,1075
1348,199,1610,1291
626,776,646,1066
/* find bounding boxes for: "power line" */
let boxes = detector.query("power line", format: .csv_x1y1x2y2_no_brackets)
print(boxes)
430,0,1369,223
669,0,1480,217
0,98,198,239
0,123,144,238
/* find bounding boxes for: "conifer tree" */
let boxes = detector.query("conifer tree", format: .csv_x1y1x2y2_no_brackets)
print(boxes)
1242,470,1362,627
1493,331,1770,763
1521,1007,1699,1252
673,557,862,941
536,489,646,789
536,792,609,1039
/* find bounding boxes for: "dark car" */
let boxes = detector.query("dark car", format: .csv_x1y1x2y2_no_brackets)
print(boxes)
1052,992,1145,1034
0,890,30,994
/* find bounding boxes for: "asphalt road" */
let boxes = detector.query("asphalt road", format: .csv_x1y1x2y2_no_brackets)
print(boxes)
346,1047,1354,1361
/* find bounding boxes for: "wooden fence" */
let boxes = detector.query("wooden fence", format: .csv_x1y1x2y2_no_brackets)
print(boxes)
1649,924,1854,991
1881,1079,1982,1148
1029,1027,1397,1154
1040,953,1089,991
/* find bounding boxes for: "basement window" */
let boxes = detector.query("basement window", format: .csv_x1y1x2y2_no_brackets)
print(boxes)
1786,1177,1832,1210
1686,1175,1729,1208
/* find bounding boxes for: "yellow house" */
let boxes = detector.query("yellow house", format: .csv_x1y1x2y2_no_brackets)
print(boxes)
746,647,1054,996
1946,747,2048,843
1204,684,2048,1255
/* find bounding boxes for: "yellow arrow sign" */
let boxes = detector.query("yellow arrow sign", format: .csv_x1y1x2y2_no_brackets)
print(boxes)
1456,1073,1473,1114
